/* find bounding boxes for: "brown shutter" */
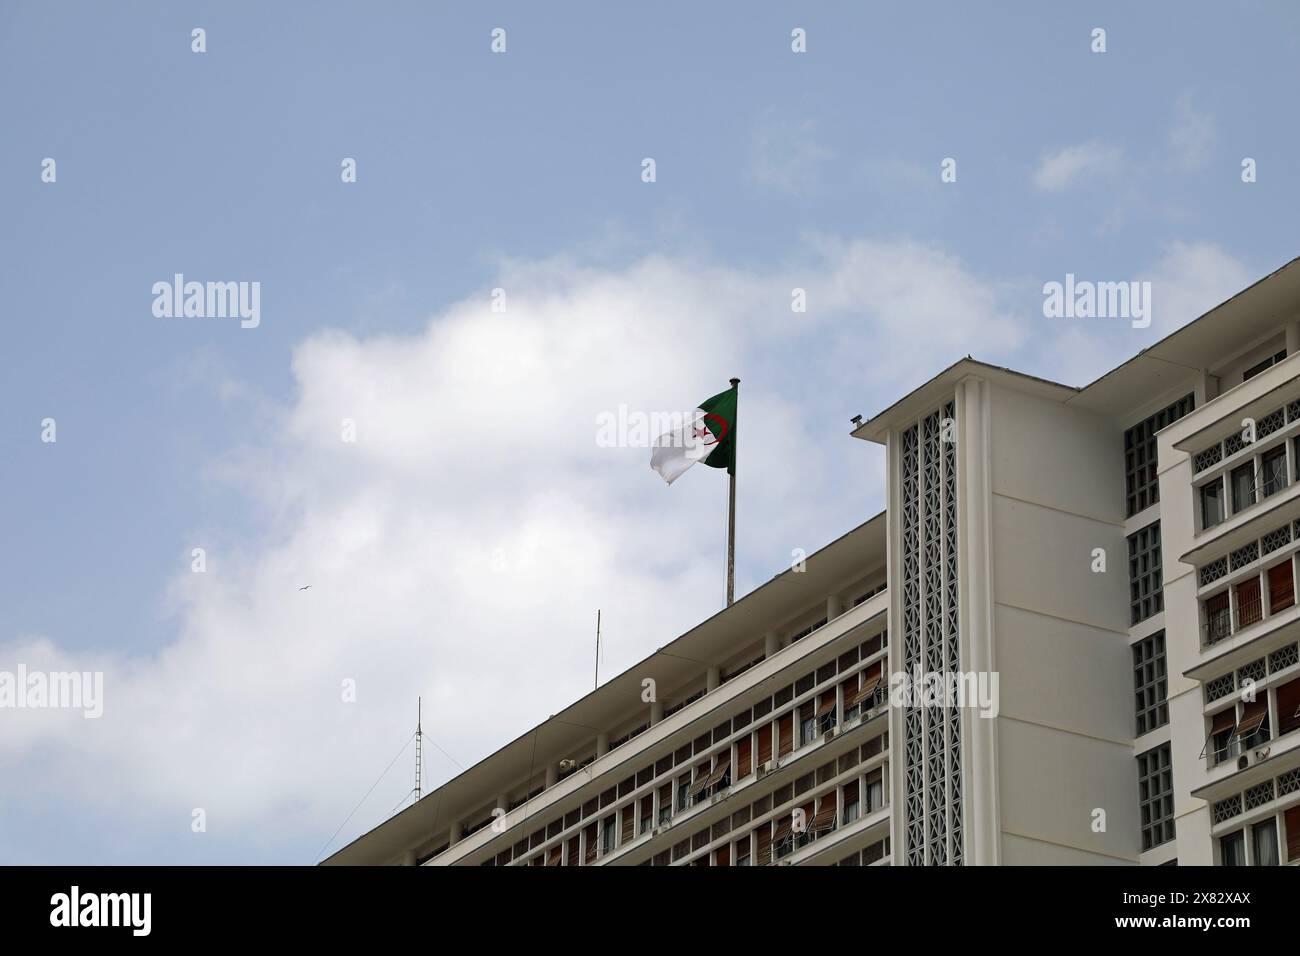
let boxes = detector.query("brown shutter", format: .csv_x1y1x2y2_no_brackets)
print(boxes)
1270,561,1295,613
687,763,712,799
816,691,837,718
809,799,838,832
1286,805,1300,862
716,843,731,867
1237,577,1262,628
1210,708,1237,735
583,824,597,864
737,736,753,777
756,826,773,866
1277,677,1300,735
566,835,579,866
621,806,634,844
545,845,563,866
757,725,773,764
800,701,815,723
846,675,882,709
704,752,731,788
778,714,793,756
772,815,794,844
1235,698,1268,739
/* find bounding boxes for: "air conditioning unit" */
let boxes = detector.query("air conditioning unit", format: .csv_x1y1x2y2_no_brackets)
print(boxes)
757,760,774,779
824,728,836,741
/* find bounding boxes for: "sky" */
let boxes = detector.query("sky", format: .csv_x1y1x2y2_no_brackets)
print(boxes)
0,1,1297,864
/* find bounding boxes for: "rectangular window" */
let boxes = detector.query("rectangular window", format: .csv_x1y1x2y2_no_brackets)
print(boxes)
1231,463,1256,513
601,816,616,854
777,713,793,758
1261,445,1289,498
736,735,752,778
1200,479,1225,529
1208,707,1238,765
1204,591,1231,645
757,724,773,766
1132,631,1168,735
1242,349,1286,382
1220,829,1245,866
1137,743,1174,851
1124,394,1194,517
865,768,884,812
842,781,860,824
1236,698,1269,748
1237,576,1262,629
1269,560,1295,614
1252,819,1279,866
1128,522,1163,624
1277,676,1300,737
1286,805,1300,863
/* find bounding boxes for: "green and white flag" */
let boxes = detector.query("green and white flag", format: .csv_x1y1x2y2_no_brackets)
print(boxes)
650,385,737,485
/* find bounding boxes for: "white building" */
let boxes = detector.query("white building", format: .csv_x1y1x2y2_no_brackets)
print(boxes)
326,258,1300,866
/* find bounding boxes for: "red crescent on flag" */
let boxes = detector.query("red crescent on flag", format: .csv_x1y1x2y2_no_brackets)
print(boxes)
700,412,729,446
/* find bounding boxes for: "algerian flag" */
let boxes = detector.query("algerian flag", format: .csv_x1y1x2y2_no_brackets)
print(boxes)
650,384,737,485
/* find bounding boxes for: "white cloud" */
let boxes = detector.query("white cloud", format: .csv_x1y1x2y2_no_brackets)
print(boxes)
1032,142,1123,192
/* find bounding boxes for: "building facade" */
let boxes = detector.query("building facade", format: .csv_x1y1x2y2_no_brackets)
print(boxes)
326,258,1300,866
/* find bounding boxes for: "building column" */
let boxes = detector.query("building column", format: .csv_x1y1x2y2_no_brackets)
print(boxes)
827,594,843,621
448,822,461,847
764,632,780,657
545,764,558,788
706,666,720,692
596,733,609,757
650,700,664,725
402,849,417,866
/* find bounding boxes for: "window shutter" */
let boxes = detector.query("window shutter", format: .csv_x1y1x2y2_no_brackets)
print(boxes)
737,736,753,777
772,815,794,844
566,835,579,867
545,845,563,866
1236,699,1268,739
716,843,731,867
809,799,838,832
756,826,773,866
1269,561,1295,613
757,725,773,764
704,752,731,788
778,714,793,757
1277,677,1300,735
1210,708,1237,735
621,806,634,844
816,691,837,718
1286,805,1300,862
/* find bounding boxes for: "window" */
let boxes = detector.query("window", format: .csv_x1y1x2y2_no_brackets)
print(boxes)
798,702,817,746
777,713,793,758
676,775,690,812
1236,576,1262,629
1252,819,1279,866
1132,631,1168,735
1231,463,1256,513
1204,591,1231,644
1269,560,1295,614
842,781,861,824
1208,708,1238,765
601,816,616,854
1277,677,1300,737
1286,805,1300,863
1237,698,1269,748
816,692,837,735
1137,744,1174,850
1128,522,1163,624
1124,394,1194,516
1261,445,1289,498
657,784,672,824
735,836,751,866
865,768,884,812
1220,829,1245,866
1243,349,1286,382
1200,479,1225,529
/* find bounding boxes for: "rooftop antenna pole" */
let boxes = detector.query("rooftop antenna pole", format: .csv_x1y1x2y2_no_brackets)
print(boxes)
594,609,601,690
414,696,423,803
726,377,740,607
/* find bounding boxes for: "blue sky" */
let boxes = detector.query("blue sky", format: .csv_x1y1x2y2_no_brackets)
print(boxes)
1,1,1297,864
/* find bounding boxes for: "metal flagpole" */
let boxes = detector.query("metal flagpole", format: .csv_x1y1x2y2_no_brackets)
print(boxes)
727,377,739,606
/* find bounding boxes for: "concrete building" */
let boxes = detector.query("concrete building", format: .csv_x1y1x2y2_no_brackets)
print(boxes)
325,257,1300,866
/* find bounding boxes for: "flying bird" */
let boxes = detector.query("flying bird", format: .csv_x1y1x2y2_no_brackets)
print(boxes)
299,585,311,591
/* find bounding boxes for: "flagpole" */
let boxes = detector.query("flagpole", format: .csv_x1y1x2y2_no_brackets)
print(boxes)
727,377,739,607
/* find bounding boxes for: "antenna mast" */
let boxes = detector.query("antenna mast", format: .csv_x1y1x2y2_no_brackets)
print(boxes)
594,610,601,689
414,697,423,802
